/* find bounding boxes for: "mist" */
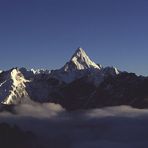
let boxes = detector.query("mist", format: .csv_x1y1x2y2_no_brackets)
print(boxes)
0,103,148,148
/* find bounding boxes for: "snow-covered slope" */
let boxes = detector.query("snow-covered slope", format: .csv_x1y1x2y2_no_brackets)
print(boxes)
0,68,31,104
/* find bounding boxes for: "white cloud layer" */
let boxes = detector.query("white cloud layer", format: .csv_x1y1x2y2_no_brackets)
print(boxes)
0,104,148,148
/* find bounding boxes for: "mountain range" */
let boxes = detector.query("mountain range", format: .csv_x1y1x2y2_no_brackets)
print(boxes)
0,48,148,110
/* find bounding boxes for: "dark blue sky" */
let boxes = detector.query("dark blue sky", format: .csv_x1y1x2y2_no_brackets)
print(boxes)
0,0,148,75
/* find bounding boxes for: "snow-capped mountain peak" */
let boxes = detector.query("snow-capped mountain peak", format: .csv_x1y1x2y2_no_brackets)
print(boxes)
9,68,29,85
50,48,102,83
64,47,101,71
0,68,31,105
102,66,120,76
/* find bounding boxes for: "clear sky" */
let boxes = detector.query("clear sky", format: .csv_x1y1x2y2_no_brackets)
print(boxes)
0,0,148,75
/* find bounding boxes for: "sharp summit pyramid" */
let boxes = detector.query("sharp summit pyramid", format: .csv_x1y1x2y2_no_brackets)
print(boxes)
50,47,102,83
66,47,101,71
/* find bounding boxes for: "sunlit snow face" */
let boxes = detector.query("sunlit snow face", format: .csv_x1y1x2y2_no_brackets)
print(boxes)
70,48,101,70
0,104,148,148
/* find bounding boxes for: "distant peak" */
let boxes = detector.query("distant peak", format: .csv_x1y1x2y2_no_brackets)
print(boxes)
103,66,120,75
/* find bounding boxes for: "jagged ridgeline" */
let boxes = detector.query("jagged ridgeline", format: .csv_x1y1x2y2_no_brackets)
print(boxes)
0,48,148,110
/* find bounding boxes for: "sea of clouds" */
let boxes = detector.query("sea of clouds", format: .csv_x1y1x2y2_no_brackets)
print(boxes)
0,103,148,148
